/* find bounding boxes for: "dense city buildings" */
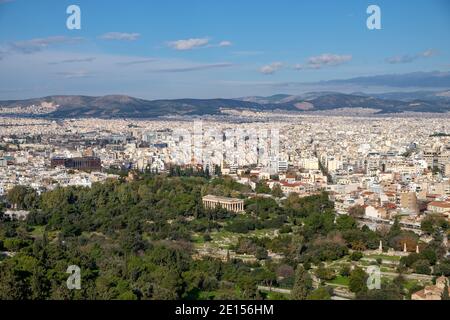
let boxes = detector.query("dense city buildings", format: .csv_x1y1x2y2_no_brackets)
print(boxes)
1,113,450,301
1,114,450,216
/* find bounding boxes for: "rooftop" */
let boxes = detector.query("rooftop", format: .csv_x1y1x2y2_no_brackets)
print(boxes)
202,195,244,203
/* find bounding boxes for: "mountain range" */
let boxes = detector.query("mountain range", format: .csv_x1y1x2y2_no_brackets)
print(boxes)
1,90,449,118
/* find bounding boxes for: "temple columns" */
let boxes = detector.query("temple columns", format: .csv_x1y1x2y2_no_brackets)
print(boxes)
203,199,244,212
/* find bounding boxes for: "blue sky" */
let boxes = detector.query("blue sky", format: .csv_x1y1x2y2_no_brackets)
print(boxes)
0,0,449,99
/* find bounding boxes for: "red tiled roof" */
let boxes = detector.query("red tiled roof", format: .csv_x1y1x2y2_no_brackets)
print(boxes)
429,201,450,209
280,182,303,187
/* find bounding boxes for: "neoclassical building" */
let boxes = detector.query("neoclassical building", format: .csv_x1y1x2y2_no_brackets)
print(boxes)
202,195,245,213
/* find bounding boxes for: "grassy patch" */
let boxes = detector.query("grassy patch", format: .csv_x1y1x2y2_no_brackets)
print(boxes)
197,291,217,300
403,279,419,291
329,275,350,286
365,254,401,262
380,267,396,272
265,291,290,300
247,228,278,238
31,225,45,238
191,233,206,244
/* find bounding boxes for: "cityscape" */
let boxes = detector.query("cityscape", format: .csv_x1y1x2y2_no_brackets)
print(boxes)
1,0,450,306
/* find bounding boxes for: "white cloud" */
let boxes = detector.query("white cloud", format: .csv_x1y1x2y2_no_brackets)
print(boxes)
117,58,158,66
100,32,141,41
56,70,92,79
147,62,234,73
9,36,83,54
0,47,7,60
0,50,236,95
218,41,232,47
167,38,209,50
295,54,352,70
49,57,96,65
259,62,283,75
385,55,415,64
386,49,438,64
420,49,438,58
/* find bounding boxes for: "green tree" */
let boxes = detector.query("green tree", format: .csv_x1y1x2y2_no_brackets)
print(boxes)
0,267,32,300
255,247,268,260
255,182,271,194
435,261,450,276
237,276,258,299
350,251,363,261
412,259,431,275
315,266,336,281
421,219,435,235
349,267,368,294
306,287,332,300
0,201,5,220
340,264,351,277
336,215,357,231
291,265,313,300
421,214,448,235
6,185,39,210
357,283,403,300
387,218,402,239
30,265,50,299
271,184,284,198
442,282,450,300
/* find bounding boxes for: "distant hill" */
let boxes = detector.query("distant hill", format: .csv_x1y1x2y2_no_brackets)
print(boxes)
0,91,449,118
352,90,450,102
239,91,450,113
0,95,274,118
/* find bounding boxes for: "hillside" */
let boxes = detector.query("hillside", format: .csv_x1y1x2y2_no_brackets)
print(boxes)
1,91,449,118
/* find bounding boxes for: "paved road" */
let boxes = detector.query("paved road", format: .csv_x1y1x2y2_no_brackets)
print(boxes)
331,296,350,300
258,286,291,294
358,266,433,281
361,257,400,265
381,271,433,281
258,285,355,300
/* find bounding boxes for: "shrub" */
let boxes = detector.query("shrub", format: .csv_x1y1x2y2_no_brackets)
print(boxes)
340,264,351,277
350,251,363,261
412,259,431,275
